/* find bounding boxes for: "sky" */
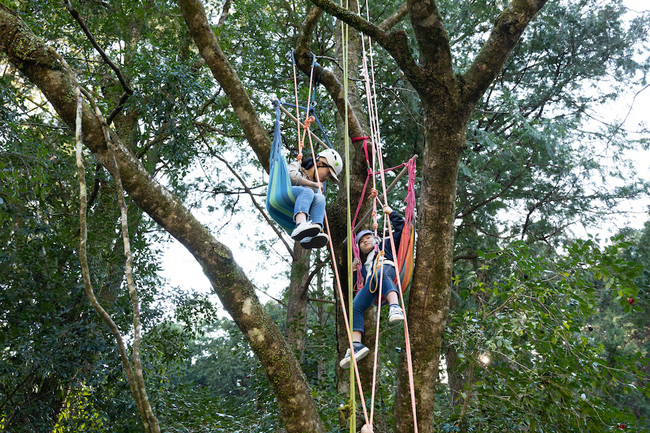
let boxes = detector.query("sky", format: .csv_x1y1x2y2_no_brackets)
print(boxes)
159,0,650,312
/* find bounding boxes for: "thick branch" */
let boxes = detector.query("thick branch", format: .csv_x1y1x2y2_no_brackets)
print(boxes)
462,0,549,106
405,0,454,75
379,3,408,31
293,6,366,138
177,0,271,172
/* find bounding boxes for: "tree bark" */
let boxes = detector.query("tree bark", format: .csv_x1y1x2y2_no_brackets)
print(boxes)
286,242,311,355
176,0,272,172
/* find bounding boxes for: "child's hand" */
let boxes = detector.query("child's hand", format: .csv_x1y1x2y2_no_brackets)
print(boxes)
352,258,360,268
383,205,393,215
360,424,374,433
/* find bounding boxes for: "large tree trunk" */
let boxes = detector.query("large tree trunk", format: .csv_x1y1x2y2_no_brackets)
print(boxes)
286,242,311,355
394,106,467,433
0,5,325,432
305,2,548,430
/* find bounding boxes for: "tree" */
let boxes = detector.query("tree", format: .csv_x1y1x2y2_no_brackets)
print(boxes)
1,0,648,431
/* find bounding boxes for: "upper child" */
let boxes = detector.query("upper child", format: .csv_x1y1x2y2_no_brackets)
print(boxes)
287,148,343,249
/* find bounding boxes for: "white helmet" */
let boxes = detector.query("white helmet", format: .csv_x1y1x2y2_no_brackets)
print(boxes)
317,148,343,183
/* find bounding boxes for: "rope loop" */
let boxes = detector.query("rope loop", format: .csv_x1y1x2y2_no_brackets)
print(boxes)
303,115,315,129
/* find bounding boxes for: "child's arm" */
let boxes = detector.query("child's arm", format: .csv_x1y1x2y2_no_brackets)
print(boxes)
288,162,323,189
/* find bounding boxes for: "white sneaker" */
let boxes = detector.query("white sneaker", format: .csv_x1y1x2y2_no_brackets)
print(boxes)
291,221,321,241
388,304,404,323
339,342,370,369
300,232,329,249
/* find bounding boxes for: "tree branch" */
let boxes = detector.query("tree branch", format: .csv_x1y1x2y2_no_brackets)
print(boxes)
196,125,296,259
293,6,366,138
63,0,132,124
177,0,272,172
462,0,549,106
74,87,159,433
378,3,408,31
404,0,454,74
0,5,325,432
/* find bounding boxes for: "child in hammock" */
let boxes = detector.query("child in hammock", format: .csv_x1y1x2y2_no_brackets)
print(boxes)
287,148,343,249
339,204,405,368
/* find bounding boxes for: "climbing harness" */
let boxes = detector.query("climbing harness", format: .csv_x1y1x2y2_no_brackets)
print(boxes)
343,0,420,428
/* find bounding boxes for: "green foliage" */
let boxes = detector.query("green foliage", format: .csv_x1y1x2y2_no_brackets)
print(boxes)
444,238,647,432
455,0,650,251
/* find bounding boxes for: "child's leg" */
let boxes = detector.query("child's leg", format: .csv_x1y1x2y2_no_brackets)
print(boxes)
378,265,398,296
386,290,399,306
351,278,378,338
291,186,315,222
308,192,326,226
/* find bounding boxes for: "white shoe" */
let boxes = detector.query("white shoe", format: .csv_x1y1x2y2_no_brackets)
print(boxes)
300,232,329,249
388,304,404,323
339,342,370,369
291,221,321,241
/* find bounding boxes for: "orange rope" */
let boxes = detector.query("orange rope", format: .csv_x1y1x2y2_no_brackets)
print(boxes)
369,214,390,425
375,144,419,432
292,60,317,164
291,62,302,161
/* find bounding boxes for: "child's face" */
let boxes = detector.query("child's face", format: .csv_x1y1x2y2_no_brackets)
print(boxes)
359,234,375,254
316,164,332,181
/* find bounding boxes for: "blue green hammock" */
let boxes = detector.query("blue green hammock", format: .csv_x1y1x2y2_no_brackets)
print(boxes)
266,101,296,233
266,100,334,233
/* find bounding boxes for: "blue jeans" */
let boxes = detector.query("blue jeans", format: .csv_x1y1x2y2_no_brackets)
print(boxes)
292,186,325,226
352,264,398,335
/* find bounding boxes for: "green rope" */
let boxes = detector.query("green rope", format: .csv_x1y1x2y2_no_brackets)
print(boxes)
341,2,354,431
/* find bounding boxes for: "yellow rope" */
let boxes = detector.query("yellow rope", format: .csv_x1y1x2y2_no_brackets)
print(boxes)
341,4,356,431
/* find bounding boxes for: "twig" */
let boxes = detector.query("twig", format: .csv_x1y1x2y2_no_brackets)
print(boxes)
64,1,132,95
194,124,295,258
64,0,133,124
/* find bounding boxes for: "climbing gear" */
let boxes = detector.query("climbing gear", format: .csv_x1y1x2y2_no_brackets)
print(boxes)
342,4,420,427
265,100,336,234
